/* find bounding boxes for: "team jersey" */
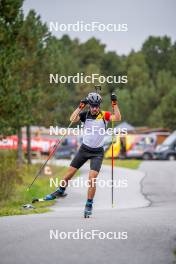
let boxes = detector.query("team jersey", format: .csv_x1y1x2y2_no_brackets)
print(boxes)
79,110,111,148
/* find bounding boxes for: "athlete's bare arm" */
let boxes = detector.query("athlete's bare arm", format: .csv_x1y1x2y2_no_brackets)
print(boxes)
110,103,121,122
109,93,121,122
70,107,81,123
70,99,88,122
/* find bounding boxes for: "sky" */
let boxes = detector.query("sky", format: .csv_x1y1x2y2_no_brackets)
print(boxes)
23,0,176,55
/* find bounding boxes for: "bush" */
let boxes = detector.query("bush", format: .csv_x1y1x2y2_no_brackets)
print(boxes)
0,150,21,201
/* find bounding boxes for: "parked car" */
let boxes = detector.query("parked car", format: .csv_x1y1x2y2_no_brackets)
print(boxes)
126,132,170,160
154,131,176,160
54,136,78,159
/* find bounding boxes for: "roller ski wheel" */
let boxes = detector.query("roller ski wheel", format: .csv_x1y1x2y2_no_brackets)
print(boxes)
32,198,39,203
32,198,45,203
84,206,92,218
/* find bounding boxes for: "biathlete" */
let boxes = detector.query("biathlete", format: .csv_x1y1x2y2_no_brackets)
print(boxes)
33,92,121,217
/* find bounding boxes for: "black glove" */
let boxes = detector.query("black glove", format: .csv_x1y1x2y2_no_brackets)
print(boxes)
79,98,88,109
111,93,117,105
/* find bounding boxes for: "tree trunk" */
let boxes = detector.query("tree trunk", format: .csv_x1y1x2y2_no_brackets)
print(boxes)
17,127,23,166
26,125,31,164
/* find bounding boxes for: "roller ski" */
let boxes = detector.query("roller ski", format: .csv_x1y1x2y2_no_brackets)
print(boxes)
32,187,67,204
84,200,93,218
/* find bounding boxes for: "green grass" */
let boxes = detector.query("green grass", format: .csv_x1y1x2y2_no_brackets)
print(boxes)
103,159,141,169
173,249,176,263
0,163,74,217
0,157,139,216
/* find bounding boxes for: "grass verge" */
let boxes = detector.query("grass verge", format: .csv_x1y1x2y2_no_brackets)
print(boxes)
0,163,71,217
103,159,141,169
173,249,176,264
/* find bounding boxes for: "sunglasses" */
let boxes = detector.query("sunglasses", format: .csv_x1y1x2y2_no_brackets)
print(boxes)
90,105,100,109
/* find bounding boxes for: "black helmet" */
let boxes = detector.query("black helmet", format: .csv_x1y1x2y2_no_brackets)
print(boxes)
87,92,102,106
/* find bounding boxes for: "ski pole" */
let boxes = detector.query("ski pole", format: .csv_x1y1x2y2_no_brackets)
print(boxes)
111,100,115,208
27,107,82,191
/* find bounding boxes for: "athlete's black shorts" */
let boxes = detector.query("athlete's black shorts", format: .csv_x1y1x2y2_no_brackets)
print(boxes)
70,144,104,173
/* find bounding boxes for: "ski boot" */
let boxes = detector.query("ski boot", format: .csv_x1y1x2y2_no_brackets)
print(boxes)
32,194,56,203
84,200,93,218
32,188,67,203
50,189,68,199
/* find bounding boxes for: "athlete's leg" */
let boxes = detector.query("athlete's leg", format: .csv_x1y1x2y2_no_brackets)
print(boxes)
49,145,89,198
32,165,78,202
87,169,99,199
87,153,104,198
84,152,104,216
60,166,78,188
84,169,99,217
43,166,77,200
33,146,89,202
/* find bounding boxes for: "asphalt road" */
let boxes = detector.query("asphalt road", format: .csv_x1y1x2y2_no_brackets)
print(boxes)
0,161,176,264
